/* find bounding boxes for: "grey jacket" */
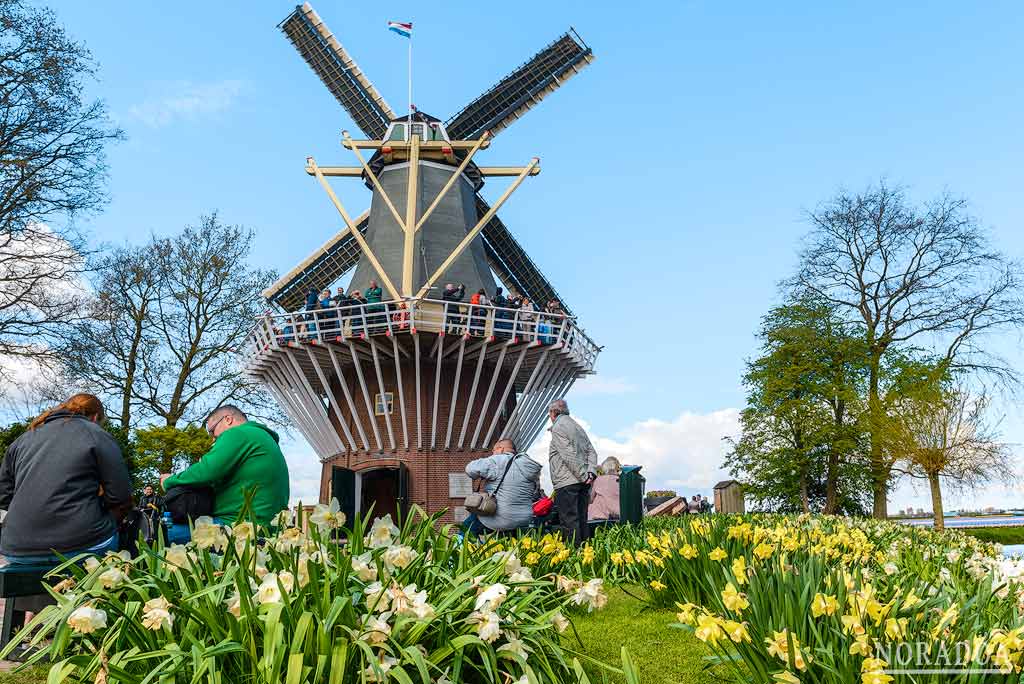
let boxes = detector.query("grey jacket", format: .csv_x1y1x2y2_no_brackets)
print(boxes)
0,411,132,556
465,452,542,531
548,414,598,490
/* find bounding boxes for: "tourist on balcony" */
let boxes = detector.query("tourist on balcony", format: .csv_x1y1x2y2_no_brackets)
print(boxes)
0,394,132,566
318,289,337,332
491,287,511,338
518,296,536,340
281,317,296,344
161,405,289,534
465,438,542,534
470,288,489,336
365,279,384,333
547,398,598,545
588,457,622,522
442,283,466,334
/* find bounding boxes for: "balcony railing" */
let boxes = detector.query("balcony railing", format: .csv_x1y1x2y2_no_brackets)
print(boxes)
246,298,600,371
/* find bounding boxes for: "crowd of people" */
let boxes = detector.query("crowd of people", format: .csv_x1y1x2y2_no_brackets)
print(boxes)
462,398,610,545
0,394,290,569
271,281,571,344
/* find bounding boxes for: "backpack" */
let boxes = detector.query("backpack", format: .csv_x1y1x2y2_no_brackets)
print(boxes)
164,485,216,524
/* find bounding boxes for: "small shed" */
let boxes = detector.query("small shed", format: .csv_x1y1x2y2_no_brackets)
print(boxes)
713,480,744,514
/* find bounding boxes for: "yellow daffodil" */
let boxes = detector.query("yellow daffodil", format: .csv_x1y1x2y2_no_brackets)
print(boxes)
721,583,750,612
811,593,838,618
708,547,728,561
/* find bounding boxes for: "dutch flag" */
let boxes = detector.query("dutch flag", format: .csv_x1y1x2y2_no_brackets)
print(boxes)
387,21,412,38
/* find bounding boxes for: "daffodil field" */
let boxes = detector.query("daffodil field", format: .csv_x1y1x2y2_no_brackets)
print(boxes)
0,507,627,684
5,508,1024,683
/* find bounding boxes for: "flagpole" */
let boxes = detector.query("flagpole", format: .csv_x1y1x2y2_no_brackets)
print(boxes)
407,29,412,128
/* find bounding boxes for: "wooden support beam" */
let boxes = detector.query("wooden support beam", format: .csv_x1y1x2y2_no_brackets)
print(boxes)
306,347,357,452
328,346,370,451
477,166,541,177
304,166,363,177
414,333,423,450
308,157,401,301
416,158,539,298
341,131,407,234
402,133,420,296
457,339,489,449
444,337,467,449
470,342,510,448
414,132,490,233
482,346,530,449
392,336,410,449
343,139,490,151
368,340,396,450
430,334,444,449
348,341,383,451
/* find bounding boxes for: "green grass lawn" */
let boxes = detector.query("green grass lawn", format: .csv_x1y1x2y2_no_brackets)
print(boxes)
963,525,1024,546
0,590,714,684
566,588,719,684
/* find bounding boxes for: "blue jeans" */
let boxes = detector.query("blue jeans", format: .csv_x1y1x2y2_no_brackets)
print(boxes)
0,532,119,568
166,517,231,545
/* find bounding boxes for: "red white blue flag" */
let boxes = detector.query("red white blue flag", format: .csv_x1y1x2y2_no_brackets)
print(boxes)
387,21,412,38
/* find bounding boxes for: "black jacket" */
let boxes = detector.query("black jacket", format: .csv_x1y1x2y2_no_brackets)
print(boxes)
0,411,132,555
442,285,465,303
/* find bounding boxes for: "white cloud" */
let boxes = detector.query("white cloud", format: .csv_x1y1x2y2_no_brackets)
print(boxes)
127,80,244,128
526,409,741,496
569,375,637,397
278,435,324,507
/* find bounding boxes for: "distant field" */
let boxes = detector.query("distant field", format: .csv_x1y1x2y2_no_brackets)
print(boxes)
962,526,1024,546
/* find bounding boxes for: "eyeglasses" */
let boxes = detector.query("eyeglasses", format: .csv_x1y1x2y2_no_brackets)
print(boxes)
207,414,229,438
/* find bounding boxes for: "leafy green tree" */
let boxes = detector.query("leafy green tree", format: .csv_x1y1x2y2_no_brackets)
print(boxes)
792,182,1024,517
133,425,212,489
0,420,28,456
726,296,872,514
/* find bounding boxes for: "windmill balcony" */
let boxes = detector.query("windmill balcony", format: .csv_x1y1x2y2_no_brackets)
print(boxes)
245,298,599,373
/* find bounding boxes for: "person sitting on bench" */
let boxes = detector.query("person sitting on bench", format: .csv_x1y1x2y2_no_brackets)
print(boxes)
0,394,132,566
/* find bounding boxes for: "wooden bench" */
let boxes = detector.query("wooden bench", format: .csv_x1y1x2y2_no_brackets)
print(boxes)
0,565,56,649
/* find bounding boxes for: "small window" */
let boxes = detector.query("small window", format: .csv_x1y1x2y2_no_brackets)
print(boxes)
429,124,445,141
374,392,394,416
410,123,427,139
388,124,406,141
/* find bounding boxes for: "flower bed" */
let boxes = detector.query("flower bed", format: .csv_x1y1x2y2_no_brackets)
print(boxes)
591,514,1024,682
2,506,628,684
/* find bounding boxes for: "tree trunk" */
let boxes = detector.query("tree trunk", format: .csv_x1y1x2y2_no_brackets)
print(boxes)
929,471,945,531
824,448,839,515
868,356,888,519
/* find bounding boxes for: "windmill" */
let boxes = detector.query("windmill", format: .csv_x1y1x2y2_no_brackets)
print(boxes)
245,3,599,523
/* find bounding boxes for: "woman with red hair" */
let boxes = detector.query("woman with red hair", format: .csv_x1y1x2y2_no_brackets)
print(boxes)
0,394,132,565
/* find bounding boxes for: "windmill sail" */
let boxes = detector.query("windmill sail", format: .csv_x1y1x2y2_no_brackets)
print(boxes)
280,3,396,139
446,30,594,141
263,212,369,311
475,196,573,316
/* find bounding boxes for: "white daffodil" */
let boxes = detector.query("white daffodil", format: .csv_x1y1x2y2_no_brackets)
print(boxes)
551,611,570,633
274,527,305,552
468,609,501,643
364,581,386,610
278,570,296,593
570,578,608,612
67,605,107,634
353,552,378,582
97,567,126,590
309,498,347,530
192,517,228,551
388,582,430,617
232,521,255,541
497,635,532,659
254,549,270,579
83,557,101,573
366,515,400,548
475,583,508,612
141,597,173,631
297,554,311,588
164,544,192,569
273,508,294,528
382,544,418,571
508,568,533,584
256,574,283,604
359,611,393,645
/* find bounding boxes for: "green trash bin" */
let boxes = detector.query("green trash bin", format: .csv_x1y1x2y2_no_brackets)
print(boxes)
618,465,645,525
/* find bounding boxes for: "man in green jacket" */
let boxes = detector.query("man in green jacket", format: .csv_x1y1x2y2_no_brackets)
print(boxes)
162,405,289,525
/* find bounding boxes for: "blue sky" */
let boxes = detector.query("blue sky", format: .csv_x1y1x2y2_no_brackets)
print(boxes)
43,1,1024,510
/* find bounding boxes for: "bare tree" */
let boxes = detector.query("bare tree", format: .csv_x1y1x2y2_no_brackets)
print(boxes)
791,182,1024,518
135,214,277,427
890,382,1015,530
53,246,162,428
0,0,124,380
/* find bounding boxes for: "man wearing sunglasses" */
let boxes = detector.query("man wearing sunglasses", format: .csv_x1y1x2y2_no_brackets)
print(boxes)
161,405,289,525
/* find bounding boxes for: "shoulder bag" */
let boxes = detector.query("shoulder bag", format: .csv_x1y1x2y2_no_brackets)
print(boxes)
465,455,518,516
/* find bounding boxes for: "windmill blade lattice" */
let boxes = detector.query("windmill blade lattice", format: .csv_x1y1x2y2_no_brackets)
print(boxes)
445,31,594,141
280,2,396,139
